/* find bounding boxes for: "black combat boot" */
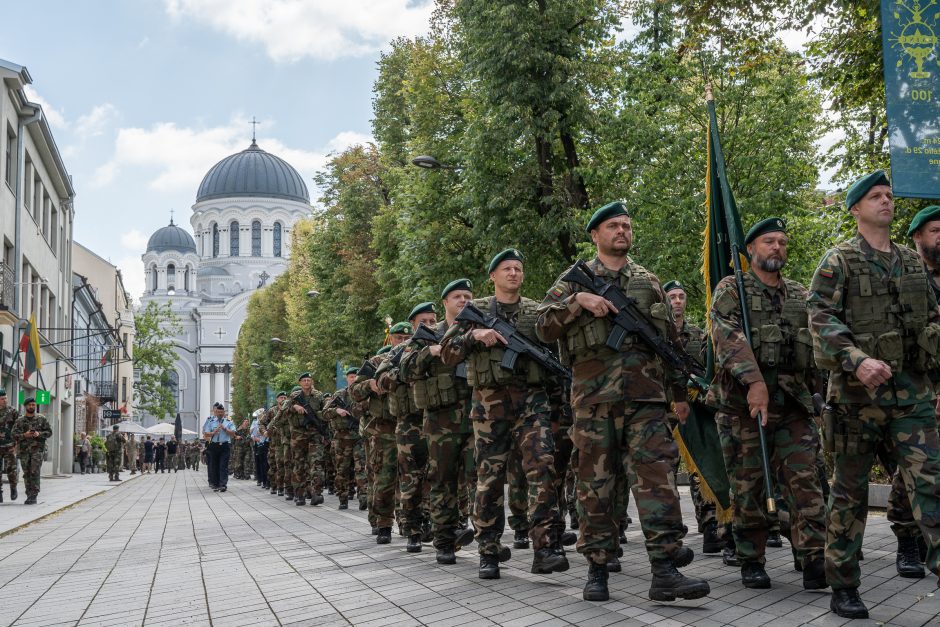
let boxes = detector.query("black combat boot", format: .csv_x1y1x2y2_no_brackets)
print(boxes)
436,542,456,565
311,494,324,506
421,520,433,543
649,560,710,601
513,530,529,549
560,531,577,546
918,535,927,563
338,499,348,510
741,562,771,589
673,546,694,568
24,495,37,505
10,485,17,501
359,497,368,511
479,554,500,579
766,531,783,548
897,536,925,578
376,527,392,544
606,554,621,573
531,546,569,574
701,521,724,554
830,588,868,619
285,490,294,500
619,523,627,544
295,496,306,506
498,545,512,562
802,557,827,589
406,534,422,553
583,561,610,601
371,526,379,535
454,527,475,551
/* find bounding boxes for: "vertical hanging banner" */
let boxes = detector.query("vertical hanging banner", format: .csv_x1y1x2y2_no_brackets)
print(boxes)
882,0,940,198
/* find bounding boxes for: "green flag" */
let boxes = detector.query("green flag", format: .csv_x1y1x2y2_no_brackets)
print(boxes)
672,93,747,525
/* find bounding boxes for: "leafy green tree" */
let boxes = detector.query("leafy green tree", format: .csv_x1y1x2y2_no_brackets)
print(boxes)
133,301,182,422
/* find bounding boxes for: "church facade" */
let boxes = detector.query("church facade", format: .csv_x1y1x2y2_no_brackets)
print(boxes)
138,140,310,432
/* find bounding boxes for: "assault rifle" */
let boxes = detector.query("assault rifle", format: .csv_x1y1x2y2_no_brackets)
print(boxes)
296,392,328,437
411,323,467,379
456,302,570,382
561,260,705,388
358,358,378,380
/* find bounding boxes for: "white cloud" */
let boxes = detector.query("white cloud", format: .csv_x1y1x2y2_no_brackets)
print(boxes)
23,86,67,129
75,103,118,139
120,228,149,251
164,0,434,62
93,116,372,193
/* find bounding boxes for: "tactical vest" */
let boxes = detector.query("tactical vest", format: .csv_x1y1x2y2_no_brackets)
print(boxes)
413,322,471,411
681,323,706,368
817,243,936,373
558,263,670,365
466,296,546,388
741,273,814,372
105,433,123,453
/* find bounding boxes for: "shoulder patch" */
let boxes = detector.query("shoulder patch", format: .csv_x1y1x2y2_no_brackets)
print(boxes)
818,268,833,278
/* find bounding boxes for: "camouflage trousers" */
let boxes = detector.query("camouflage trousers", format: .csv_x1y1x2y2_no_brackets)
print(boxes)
167,453,178,472
17,450,43,498
396,413,429,537
323,440,334,488
717,402,826,566
551,423,574,538
507,444,528,532
425,415,475,548
106,451,122,477
0,446,18,486
362,434,377,526
291,433,326,498
471,385,560,554
573,401,684,565
887,412,940,542
333,436,367,501
369,433,398,528
267,435,279,488
827,402,940,589
279,439,291,491
242,445,254,476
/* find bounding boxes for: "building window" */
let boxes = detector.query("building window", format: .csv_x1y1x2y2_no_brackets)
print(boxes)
166,263,176,290
184,266,190,292
123,332,129,358
4,127,14,187
151,265,158,292
212,223,219,258
229,221,239,256
252,220,261,256
122,377,127,403
273,222,282,257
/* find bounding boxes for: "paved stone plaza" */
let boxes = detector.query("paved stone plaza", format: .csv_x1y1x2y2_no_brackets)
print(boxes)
0,472,936,627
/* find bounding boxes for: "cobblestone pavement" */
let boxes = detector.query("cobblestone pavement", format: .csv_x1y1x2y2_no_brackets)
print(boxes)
0,471,936,627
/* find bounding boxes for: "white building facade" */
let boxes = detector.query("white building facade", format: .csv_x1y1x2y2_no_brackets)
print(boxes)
139,139,309,432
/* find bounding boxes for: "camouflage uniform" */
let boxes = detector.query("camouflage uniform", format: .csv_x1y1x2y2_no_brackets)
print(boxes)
323,387,366,506
350,355,398,530
360,411,377,527
709,270,827,567
536,256,688,566
400,319,476,549
0,406,20,491
377,349,430,538
260,404,281,492
441,296,561,555
105,431,126,479
285,389,327,501
12,412,52,500
125,436,138,474
809,234,940,588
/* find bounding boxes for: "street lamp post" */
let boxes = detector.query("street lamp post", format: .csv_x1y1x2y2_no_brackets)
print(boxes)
410,155,458,170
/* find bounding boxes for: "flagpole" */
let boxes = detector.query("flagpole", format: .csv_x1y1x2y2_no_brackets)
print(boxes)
707,88,777,514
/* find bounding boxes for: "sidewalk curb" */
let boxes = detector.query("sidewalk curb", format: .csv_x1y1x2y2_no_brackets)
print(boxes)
0,472,144,539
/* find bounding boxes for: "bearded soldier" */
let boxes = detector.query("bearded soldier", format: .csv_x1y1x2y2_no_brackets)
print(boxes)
536,202,708,602
12,398,52,504
709,218,827,591
808,171,940,618
286,373,327,506
441,248,569,580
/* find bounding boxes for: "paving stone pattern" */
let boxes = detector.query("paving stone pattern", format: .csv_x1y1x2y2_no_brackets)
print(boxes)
0,472,936,626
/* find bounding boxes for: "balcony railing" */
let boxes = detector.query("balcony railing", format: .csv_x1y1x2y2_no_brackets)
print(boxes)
91,381,116,402
0,262,13,311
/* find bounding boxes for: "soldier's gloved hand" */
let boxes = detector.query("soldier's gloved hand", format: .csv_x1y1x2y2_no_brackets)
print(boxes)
747,381,770,426
673,401,690,424
574,292,618,318
337,408,350,417
471,328,508,347
429,345,442,357
855,358,892,390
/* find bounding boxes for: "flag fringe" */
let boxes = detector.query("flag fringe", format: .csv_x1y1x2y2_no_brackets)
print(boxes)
673,425,734,525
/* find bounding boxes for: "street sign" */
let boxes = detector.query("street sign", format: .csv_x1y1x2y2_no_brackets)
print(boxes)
19,389,50,405
102,409,122,421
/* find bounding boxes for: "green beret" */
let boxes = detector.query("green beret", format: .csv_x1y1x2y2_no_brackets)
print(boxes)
407,302,436,321
441,278,473,299
744,217,787,245
662,280,685,294
113,425,120,430
487,248,525,274
297,372,311,381
907,205,940,237
23,397,36,405
586,200,629,232
344,367,359,376
389,322,412,335
0,388,5,397
290,386,302,394
845,170,890,210
377,345,393,355
276,391,287,398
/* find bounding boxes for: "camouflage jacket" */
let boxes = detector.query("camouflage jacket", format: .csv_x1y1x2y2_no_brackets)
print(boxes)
400,320,472,432
283,389,325,436
677,320,707,368
535,256,685,407
808,234,940,406
106,431,126,452
322,387,362,437
0,406,18,449
350,354,395,434
235,427,250,445
12,412,52,454
709,270,813,413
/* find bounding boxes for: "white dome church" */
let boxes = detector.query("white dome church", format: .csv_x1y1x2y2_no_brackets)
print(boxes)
139,139,310,431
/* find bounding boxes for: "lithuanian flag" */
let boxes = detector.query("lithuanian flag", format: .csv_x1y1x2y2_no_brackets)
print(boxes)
18,312,42,382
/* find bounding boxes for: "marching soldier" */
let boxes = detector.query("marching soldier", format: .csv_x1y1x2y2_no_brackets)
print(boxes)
286,373,327,506
441,248,569,580
808,171,940,618
709,217,827,590
0,389,19,501
12,398,52,505
261,391,287,495
536,202,708,602
399,279,478,564
105,425,126,481
323,368,366,510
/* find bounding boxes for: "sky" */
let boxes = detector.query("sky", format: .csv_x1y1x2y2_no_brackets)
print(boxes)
1,1,820,304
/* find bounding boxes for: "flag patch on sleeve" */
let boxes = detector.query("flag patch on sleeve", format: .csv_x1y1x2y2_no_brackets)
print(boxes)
818,268,833,279
550,287,564,298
